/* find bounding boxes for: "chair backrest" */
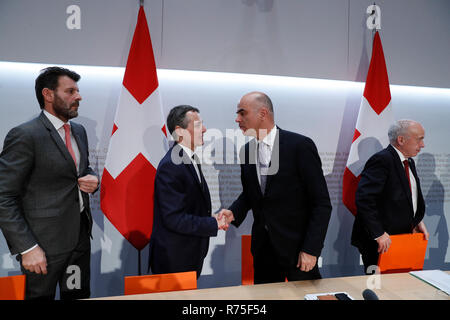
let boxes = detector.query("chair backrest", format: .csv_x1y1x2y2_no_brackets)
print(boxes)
378,233,428,274
241,235,254,285
0,275,26,300
124,271,197,295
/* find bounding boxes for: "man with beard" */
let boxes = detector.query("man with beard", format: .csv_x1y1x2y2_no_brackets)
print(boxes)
0,67,98,299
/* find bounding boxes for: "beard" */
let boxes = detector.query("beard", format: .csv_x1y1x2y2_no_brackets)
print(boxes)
53,94,78,121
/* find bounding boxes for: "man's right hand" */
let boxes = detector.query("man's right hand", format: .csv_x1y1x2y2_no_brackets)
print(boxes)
21,246,47,275
218,209,235,225
376,232,391,254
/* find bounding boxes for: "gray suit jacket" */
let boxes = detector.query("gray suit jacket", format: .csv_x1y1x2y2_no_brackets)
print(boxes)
0,112,96,256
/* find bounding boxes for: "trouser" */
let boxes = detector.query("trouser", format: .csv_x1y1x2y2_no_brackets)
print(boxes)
20,212,91,300
253,230,321,284
357,241,380,275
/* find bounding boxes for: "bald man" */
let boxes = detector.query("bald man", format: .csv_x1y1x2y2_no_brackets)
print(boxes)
220,92,332,284
351,119,429,274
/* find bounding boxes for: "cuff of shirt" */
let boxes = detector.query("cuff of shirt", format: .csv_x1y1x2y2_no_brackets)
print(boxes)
21,244,38,255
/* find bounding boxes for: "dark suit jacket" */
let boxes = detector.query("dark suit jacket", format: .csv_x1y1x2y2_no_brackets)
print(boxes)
0,112,95,256
351,144,425,249
229,128,332,267
149,144,218,277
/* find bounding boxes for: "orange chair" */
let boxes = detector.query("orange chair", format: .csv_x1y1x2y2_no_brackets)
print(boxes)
0,275,26,300
124,271,197,295
241,235,254,285
378,233,428,274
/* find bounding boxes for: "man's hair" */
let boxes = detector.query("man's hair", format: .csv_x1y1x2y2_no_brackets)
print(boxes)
388,119,415,145
35,66,81,109
254,92,274,114
166,105,200,136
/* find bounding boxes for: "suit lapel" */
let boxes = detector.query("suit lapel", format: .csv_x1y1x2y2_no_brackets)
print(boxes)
388,145,414,211
246,139,262,197
263,128,281,194
409,157,425,204
176,145,209,203
70,122,87,175
39,113,77,175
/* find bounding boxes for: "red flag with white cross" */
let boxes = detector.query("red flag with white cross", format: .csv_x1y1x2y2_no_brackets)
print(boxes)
342,31,393,215
101,6,168,250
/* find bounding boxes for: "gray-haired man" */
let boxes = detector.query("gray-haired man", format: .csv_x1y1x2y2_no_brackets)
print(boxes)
351,119,429,274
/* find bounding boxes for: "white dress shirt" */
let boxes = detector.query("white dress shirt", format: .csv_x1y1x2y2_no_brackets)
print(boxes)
179,144,202,184
256,125,277,185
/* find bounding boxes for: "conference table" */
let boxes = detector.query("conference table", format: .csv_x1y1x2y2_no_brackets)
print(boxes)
94,271,450,300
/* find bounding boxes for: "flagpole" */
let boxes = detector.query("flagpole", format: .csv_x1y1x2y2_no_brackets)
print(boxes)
138,249,142,275
138,0,144,278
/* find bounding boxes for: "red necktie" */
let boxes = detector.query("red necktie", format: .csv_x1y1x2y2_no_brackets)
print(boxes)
403,159,411,191
63,124,77,168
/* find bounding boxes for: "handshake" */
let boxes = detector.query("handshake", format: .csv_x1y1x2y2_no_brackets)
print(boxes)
213,209,235,231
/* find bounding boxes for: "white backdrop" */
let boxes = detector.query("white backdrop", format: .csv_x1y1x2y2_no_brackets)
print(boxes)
1,61,450,298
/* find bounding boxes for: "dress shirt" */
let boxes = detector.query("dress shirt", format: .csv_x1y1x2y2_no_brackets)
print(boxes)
392,145,418,214
179,144,202,184
256,125,277,185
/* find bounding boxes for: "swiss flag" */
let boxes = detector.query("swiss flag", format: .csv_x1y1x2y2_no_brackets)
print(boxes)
342,31,393,215
101,6,168,250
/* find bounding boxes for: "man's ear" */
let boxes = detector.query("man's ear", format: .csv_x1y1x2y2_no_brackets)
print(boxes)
42,88,54,104
174,126,183,143
259,107,268,120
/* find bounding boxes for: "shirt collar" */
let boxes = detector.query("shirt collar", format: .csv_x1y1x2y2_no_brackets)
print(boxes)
179,143,196,161
260,124,277,149
392,144,408,163
43,110,68,131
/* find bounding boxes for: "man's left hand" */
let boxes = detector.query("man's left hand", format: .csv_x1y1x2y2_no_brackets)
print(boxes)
413,221,429,240
297,251,317,272
78,174,99,193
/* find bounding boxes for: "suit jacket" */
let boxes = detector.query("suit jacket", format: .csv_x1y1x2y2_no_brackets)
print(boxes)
0,112,95,256
351,144,425,249
149,144,218,276
229,128,332,267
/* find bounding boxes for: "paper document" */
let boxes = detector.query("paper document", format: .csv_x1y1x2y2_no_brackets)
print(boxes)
304,292,354,300
409,270,450,295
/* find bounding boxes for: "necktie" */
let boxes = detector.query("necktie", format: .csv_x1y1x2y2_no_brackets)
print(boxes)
63,124,77,168
258,142,269,193
403,159,411,191
192,154,205,187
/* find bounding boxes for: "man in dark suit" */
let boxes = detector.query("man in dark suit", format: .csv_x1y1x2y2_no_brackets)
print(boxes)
351,119,429,274
220,92,332,284
149,105,228,278
0,67,98,299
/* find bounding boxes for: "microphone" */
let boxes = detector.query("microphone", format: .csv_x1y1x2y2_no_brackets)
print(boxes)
362,289,379,300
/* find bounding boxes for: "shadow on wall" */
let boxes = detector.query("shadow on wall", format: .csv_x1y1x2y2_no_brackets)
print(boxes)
321,22,371,278
199,137,253,289
416,153,450,271
242,0,274,12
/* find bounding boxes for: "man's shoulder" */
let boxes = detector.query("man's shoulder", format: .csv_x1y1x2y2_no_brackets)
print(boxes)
369,145,395,161
158,144,185,168
279,128,312,143
6,114,44,136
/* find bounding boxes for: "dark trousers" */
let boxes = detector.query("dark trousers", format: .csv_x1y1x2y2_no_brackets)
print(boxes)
358,241,380,275
253,231,321,284
20,212,91,300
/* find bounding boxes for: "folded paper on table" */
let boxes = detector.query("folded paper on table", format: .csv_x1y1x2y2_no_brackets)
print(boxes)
409,270,450,295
